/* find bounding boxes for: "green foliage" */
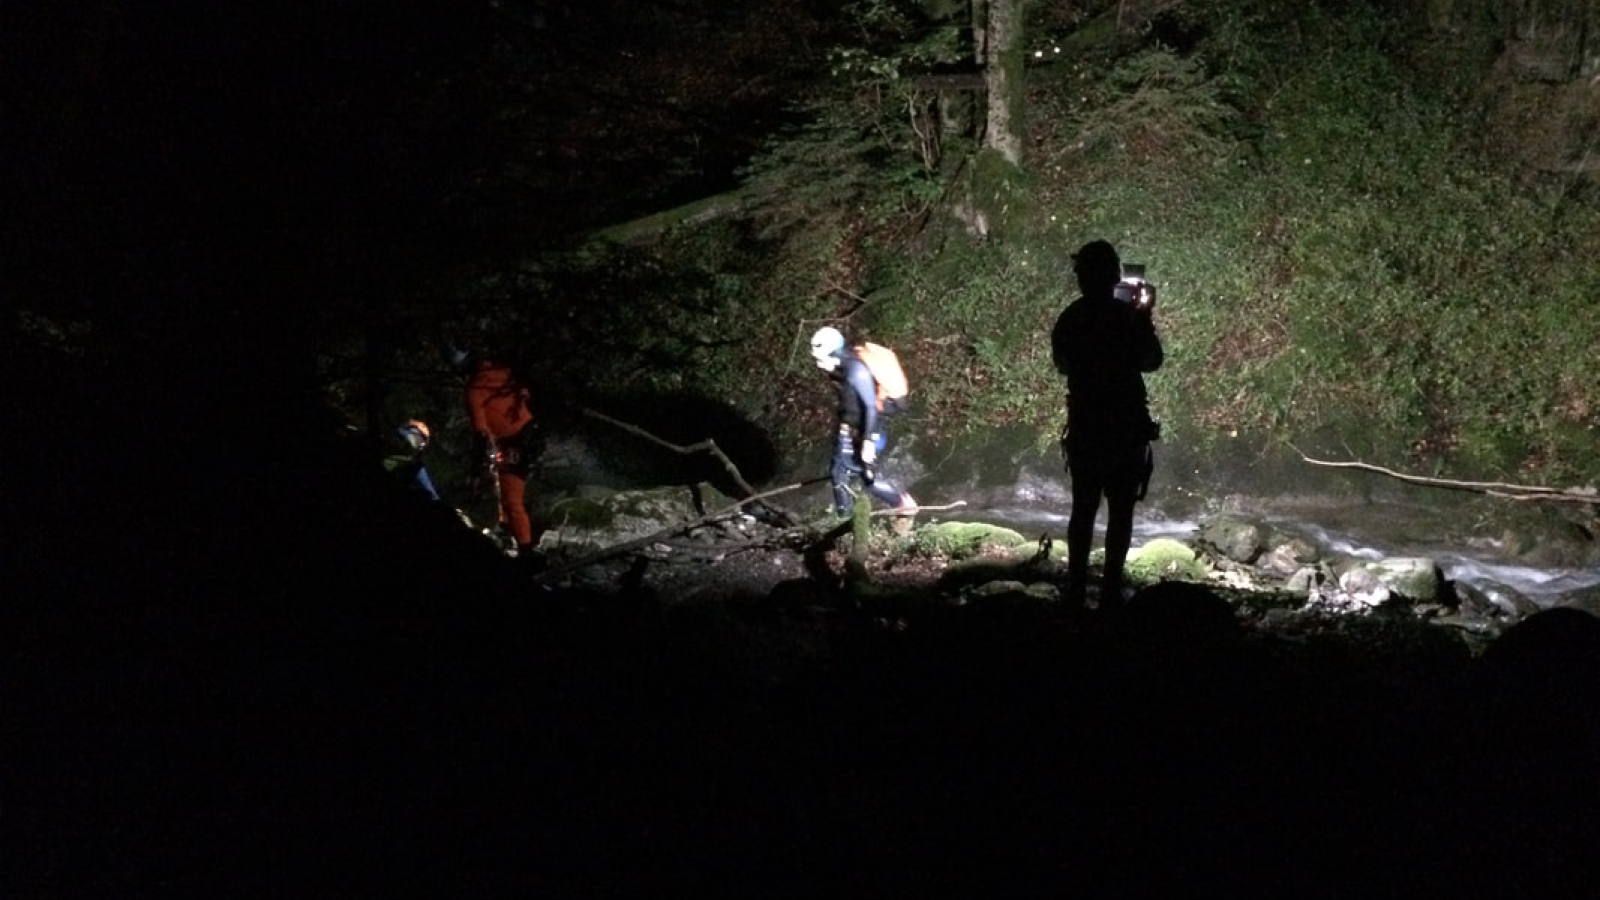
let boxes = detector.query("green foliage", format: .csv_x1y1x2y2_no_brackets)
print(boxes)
740,0,965,234
1014,0,1600,481
1032,45,1243,172
740,100,935,235
412,0,1600,488
440,224,800,409
856,237,1067,431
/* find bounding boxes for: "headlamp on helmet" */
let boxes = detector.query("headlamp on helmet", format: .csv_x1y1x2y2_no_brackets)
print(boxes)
400,420,431,451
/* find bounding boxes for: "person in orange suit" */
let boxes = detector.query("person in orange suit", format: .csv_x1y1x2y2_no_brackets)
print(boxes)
463,355,541,563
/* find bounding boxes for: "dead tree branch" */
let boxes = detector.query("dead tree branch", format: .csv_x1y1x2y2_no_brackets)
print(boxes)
581,406,764,500
868,500,968,516
1292,446,1600,505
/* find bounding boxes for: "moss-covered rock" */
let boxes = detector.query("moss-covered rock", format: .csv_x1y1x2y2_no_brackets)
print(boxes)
911,521,1032,560
1125,537,1210,584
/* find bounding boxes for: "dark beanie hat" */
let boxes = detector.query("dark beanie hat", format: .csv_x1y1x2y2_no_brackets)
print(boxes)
1072,239,1121,284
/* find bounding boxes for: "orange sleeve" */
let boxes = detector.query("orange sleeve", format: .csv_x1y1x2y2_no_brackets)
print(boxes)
464,362,532,439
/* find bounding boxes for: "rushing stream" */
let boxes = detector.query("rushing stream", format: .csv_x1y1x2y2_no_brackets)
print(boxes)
556,410,1600,608
907,446,1600,608
963,503,1600,607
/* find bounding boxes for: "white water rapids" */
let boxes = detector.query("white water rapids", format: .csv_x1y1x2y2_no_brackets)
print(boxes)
947,503,1600,608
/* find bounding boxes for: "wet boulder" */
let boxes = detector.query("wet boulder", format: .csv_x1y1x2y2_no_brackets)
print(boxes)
1256,532,1321,576
1493,511,1600,569
1196,515,1265,564
1454,579,1541,622
539,485,706,554
1361,556,1447,603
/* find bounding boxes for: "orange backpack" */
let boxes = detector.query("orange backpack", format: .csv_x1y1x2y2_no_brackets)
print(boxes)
855,342,909,414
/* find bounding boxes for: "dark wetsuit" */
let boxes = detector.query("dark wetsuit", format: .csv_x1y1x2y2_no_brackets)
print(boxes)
828,353,909,517
1051,290,1164,599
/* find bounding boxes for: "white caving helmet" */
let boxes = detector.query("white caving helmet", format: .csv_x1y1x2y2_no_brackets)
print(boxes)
809,326,846,371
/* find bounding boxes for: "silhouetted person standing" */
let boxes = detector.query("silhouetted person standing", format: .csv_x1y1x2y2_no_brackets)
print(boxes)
1051,240,1163,606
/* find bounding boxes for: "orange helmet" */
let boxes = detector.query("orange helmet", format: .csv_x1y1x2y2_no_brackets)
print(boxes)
400,419,431,450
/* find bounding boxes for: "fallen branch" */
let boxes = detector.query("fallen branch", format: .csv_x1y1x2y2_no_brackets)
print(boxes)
867,499,968,516
581,405,767,503
1292,445,1600,504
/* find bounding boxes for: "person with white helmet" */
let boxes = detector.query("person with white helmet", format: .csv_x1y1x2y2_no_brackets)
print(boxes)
809,326,917,527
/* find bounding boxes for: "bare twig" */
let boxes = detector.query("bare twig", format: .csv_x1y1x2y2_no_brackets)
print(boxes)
866,499,968,517
581,406,761,498
788,283,869,369
1483,489,1600,504
823,280,872,310
1291,445,1599,504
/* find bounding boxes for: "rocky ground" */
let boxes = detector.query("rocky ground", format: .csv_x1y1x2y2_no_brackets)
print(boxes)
9,455,1600,900
408,499,1600,899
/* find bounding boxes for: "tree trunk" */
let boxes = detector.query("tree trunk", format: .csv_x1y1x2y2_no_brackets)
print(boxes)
982,0,1027,167
591,189,748,245
949,0,1029,238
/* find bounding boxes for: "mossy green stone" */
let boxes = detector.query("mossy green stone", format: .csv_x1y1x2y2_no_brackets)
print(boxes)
1126,537,1208,583
914,522,1031,559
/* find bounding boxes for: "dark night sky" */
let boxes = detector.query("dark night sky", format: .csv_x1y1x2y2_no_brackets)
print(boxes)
5,0,834,322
